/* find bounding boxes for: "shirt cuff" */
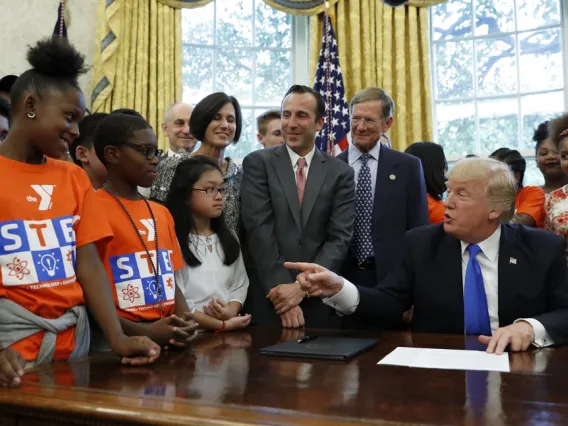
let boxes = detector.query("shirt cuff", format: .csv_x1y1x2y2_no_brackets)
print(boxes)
515,318,554,348
322,278,360,316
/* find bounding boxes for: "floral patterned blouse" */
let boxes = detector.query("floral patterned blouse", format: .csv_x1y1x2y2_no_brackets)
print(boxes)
149,150,242,235
222,158,243,236
544,184,568,257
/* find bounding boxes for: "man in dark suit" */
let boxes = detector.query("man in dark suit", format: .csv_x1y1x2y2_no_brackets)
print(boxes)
337,88,428,291
241,85,355,328
286,157,568,353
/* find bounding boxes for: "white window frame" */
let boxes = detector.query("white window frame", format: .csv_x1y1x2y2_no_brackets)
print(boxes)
181,1,310,161
429,0,568,164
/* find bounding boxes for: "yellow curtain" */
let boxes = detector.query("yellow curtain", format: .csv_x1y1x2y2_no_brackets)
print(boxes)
309,0,434,151
91,0,182,151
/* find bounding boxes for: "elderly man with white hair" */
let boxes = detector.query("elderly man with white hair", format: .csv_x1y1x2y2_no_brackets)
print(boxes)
286,157,568,354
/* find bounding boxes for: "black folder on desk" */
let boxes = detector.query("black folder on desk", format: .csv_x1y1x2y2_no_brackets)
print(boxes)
260,336,378,361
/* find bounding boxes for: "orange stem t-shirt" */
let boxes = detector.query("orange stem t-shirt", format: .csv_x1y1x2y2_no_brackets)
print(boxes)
95,190,183,322
0,156,112,361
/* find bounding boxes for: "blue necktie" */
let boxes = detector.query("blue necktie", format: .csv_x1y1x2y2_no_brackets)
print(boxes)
354,153,374,264
464,244,491,336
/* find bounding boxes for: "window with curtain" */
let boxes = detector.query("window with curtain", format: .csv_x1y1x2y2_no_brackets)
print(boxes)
430,0,566,185
181,0,293,159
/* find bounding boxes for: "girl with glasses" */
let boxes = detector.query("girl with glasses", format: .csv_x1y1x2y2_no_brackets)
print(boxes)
167,156,251,332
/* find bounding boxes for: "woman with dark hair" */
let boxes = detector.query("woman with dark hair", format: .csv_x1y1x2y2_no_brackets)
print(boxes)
405,142,447,224
490,147,545,227
544,114,568,257
189,92,243,234
0,37,159,386
534,120,568,194
167,156,251,332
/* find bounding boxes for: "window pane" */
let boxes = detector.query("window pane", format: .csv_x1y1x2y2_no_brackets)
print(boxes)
437,102,476,156
521,91,564,150
478,98,518,153
225,108,255,159
431,0,472,41
216,49,253,104
255,1,291,48
435,41,474,99
517,0,560,31
216,0,253,47
519,29,563,93
182,46,214,104
524,158,545,187
255,50,291,106
475,0,515,36
476,36,517,96
181,3,214,45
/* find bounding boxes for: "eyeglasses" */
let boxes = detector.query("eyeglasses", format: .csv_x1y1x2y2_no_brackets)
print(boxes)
192,187,226,197
351,116,382,127
120,142,163,160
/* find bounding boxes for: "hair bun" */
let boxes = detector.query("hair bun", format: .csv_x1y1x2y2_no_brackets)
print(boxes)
27,37,88,79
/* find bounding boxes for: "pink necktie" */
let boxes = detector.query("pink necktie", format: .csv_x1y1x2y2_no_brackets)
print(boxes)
296,157,307,205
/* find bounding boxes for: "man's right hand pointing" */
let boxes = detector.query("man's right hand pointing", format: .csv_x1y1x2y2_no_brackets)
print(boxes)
284,262,345,298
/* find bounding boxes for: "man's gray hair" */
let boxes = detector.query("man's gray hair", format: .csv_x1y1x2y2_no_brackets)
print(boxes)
163,102,192,122
350,88,395,121
448,157,516,222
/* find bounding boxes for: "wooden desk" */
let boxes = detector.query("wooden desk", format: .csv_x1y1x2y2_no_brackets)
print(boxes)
1,327,567,425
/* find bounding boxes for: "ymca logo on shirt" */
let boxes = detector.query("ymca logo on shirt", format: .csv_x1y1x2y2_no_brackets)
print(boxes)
109,249,176,311
0,215,77,287
27,185,55,211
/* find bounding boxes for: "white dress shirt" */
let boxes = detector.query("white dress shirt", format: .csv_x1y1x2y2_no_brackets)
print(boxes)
286,145,316,182
325,226,553,347
167,149,180,158
348,142,380,205
175,233,249,311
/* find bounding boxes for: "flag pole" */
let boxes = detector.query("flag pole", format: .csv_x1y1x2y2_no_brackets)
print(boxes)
58,0,66,38
323,1,334,155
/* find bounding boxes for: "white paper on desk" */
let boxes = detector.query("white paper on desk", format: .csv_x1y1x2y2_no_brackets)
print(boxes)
378,347,510,372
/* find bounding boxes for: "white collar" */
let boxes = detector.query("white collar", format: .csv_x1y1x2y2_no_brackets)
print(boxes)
348,142,380,166
286,144,316,168
460,226,501,262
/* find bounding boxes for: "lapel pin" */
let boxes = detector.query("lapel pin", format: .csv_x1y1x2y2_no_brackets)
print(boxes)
509,257,517,265
389,174,396,180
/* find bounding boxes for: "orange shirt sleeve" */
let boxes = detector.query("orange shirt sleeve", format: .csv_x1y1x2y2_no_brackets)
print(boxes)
71,166,113,247
515,186,545,228
427,194,445,225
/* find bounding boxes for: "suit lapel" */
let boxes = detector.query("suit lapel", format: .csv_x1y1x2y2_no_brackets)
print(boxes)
273,145,302,230
497,224,521,327
373,144,400,222
440,234,465,332
301,150,327,227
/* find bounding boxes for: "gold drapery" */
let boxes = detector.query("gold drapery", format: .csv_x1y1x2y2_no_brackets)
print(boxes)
156,0,214,8
156,0,444,14
309,0,434,151
91,0,182,151
262,0,341,15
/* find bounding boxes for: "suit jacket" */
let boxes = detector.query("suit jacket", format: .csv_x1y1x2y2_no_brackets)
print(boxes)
241,144,355,327
337,144,428,283
354,224,568,344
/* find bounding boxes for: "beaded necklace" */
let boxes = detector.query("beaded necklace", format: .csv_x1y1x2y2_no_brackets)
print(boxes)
103,185,163,318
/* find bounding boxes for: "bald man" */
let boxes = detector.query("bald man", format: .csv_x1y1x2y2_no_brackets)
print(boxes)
161,102,196,160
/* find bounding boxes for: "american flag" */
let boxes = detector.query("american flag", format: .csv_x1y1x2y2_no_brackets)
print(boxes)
313,12,350,154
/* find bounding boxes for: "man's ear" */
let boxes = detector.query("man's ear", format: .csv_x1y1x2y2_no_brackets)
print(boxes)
257,133,264,145
104,145,121,165
315,116,324,132
383,117,393,133
161,122,168,136
75,146,90,164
